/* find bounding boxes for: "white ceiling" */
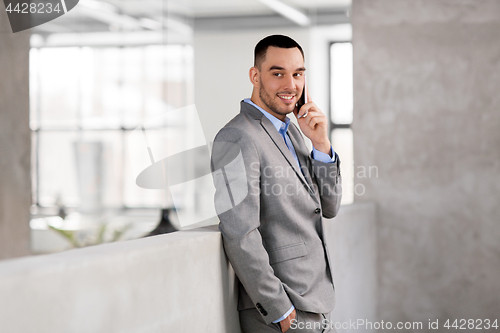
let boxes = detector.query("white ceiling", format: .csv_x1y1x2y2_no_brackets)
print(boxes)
108,0,351,18
33,0,351,39
188,0,350,16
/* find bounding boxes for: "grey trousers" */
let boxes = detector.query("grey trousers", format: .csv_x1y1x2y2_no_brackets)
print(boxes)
239,308,335,333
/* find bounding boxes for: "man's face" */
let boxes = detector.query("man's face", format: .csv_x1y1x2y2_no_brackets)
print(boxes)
253,46,305,119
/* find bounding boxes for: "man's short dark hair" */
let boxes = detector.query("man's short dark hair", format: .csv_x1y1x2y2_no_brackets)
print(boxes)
254,35,304,69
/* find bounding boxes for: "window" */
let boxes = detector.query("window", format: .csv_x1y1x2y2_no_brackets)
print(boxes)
30,45,194,212
330,42,353,204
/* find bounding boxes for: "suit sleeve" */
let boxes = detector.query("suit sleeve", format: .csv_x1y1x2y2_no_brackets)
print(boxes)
311,152,342,218
211,127,293,324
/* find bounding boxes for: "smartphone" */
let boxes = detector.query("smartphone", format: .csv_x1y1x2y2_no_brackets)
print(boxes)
297,83,307,108
297,84,308,118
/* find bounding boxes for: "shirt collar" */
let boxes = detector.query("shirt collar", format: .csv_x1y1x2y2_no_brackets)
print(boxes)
244,98,290,134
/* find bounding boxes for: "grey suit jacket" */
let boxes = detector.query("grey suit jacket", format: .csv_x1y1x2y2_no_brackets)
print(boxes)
211,101,342,325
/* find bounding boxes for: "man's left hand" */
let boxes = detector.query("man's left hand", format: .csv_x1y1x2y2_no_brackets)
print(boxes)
279,309,296,332
294,93,332,157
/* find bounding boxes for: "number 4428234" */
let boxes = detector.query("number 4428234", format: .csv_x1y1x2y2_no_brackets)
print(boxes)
444,319,498,330
5,2,61,14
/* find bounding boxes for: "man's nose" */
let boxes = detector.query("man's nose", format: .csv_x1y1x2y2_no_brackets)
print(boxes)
282,75,297,91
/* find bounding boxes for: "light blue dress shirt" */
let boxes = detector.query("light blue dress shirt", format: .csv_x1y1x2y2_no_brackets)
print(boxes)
243,99,336,323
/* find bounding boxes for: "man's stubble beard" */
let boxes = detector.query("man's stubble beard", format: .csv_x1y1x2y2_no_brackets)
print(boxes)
259,81,295,117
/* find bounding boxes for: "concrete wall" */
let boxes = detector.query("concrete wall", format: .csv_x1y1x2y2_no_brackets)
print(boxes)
0,203,376,332
0,6,31,259
352,0,500,328
326,202,377,333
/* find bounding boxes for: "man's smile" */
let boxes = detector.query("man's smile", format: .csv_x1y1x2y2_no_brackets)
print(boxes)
277,93,296,104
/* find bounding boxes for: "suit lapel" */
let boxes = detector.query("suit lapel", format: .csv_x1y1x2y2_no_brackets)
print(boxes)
240,101,317,200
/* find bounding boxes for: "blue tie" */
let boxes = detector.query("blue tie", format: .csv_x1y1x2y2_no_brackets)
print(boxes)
279,124,301,170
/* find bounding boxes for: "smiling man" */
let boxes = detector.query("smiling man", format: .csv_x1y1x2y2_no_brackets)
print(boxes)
211,35,342,333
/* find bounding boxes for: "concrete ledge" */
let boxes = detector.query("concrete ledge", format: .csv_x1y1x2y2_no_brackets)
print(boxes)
0,225,240,333
0,203,376,333
327,202,377,333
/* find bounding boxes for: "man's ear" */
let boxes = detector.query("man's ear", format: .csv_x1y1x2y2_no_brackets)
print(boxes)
249,67,260,88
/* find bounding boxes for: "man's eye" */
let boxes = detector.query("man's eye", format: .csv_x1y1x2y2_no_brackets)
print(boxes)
294,73,302,77
273,73,283,77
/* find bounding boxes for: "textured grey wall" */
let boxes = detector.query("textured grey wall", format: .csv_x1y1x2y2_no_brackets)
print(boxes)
0,11,31,259
353,0,500,328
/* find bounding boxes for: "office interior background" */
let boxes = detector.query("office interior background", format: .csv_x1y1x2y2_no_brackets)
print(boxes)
1,0,499,332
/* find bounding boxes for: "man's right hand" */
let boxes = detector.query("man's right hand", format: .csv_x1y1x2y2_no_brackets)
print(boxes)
279,309,296,332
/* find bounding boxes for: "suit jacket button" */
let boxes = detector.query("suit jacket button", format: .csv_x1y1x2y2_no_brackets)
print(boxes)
315,208,321,214
256,303,267,315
